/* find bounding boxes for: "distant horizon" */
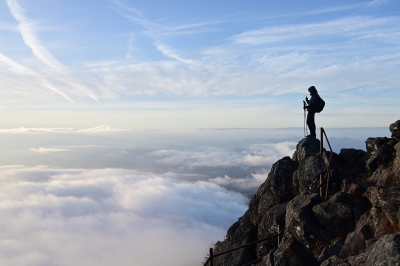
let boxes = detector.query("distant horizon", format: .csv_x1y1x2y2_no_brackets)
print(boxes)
0,0,399,265
0,124,391,130
0,0,399,129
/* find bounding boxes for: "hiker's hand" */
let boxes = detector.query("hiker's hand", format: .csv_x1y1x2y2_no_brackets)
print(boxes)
305,96,309,102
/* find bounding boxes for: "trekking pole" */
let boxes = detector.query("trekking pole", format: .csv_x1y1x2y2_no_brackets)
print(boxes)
303,100,307,137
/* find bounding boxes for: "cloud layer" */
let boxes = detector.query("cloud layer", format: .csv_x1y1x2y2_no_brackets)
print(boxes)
0,166,247,266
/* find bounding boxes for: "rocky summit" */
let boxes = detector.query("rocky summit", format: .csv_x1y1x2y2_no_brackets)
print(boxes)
206,120,400,266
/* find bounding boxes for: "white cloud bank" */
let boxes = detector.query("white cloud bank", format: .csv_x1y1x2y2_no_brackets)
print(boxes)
0,167,247,266
156,141,296,168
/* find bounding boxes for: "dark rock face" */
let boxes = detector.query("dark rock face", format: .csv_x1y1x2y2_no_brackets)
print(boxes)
340,215,372,257
365,233,400,266
313,192,371,236
339,148,367,177
219,210,257,266
313,195,355,239
320,255,349,266
365,137,397,174
293,138,327,193
390,120,400,141
256,156,296,219
318,239,344,263
273,234,319,266
286,193,333,251
257,203,287,257
208,119,400,266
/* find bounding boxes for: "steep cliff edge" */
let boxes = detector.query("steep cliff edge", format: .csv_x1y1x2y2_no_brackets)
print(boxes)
207,120,400,266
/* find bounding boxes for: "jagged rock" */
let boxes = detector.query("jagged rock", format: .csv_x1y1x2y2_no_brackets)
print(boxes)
365,137,397,174
292,138,321,163
340,206,393,258
320,255,349,266
319,238,344,263
273,234,319,266
370,168,392,185
208,120,400,266
394,142,400,171
222,209,257,266
293,138,328,193
365,232,400,266
340,211,375,257
255,156,296,224
368,141,399,188
286,193,333,252
340,149,367,177
227,220,240,238
390,120,400,141
347,252,368,266
341,179,364,197
313,192,371,241
365,186,400,226
313,194,355,239
264,247,277,266
257,203,287,257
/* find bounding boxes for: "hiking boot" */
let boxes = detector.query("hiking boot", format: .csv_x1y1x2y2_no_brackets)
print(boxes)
306,134,316,139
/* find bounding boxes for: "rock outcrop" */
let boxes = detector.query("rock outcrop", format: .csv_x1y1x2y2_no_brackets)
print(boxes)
207,119,400,266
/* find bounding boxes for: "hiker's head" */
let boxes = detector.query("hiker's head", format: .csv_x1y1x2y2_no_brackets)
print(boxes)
308,86,317,95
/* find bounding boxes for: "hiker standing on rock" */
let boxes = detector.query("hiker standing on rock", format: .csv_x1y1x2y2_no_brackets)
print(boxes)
303,86,325,138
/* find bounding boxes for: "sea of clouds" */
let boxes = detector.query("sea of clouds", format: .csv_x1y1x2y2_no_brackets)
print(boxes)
0,127,389,265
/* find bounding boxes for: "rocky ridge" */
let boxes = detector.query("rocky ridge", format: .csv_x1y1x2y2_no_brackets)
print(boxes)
207,120,400,266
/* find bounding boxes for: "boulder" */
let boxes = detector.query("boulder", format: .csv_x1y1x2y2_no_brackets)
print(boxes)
390,120,400,141
257,203,287,257
313,199,355,239
341,179,365,197
272,234,319,266
339,149,367,177
347,253,368,266
365,232,400,266
340,211,375,257
313,192,371,240
318,238,344,263
255,156,296,224
320,255,349,266
264,247,277,266
365,137,397,174
292,138,321,163
340,206,393,258
296,154,327,193
376,142,400,192
222,209,257,266
286,193,333,252
365,186,400,226
394,142,400,169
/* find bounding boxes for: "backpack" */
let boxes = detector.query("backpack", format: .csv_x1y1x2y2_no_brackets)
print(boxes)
315,95,325,113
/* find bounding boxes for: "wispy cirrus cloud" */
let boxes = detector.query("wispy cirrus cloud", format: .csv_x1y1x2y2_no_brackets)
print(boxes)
6,0,64,69
0,125,126,133
30,147,72,153
0,52,74,101
232,16,400,45
5,0,99,101
30,145,99,154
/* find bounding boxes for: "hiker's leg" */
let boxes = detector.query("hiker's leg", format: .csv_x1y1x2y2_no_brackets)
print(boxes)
307,111,316,136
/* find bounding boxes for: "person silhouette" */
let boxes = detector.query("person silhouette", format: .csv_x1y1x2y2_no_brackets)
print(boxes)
303,86,322,138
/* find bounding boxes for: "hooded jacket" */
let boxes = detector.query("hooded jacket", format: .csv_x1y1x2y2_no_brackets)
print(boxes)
306,86,322,113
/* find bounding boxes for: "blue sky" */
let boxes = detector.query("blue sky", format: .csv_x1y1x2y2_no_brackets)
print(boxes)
0,0,399,128
0,1,399,264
